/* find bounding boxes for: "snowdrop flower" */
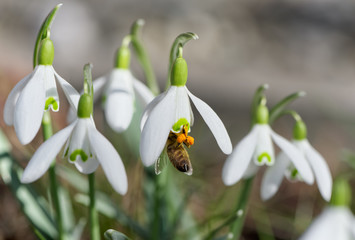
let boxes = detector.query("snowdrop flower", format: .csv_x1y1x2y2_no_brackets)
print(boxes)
222,104,314,191
3,38,79,145
140,53,232,168
21,93,128,195
91,40,154,132
262,120,332,201
299,179,355,240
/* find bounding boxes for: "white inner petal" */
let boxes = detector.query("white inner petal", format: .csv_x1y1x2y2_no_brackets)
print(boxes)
44,66,59,112
173,86,193,132
67,118,92,164
253,124,274,166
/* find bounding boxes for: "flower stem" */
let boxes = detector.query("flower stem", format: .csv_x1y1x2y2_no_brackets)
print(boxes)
42,111,64,240
130,19,160,96
89,173,100,240
227,177,254,240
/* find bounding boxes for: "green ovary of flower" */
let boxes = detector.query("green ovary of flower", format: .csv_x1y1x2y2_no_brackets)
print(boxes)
257,152,271,164
170,57,188,86
255,105,269,124
70,149,88,162
38,38,54,65
44,97,58,111
172,118,190,132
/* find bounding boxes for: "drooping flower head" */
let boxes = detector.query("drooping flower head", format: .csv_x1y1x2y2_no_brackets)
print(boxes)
261,118,332,201
222,93,314,196
140,44,232,174
21,65,128,195
299,178,355,240
4,37,79,145
90,35,155,132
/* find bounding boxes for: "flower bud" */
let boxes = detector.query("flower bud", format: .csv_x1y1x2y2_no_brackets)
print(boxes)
38,38,54,65
170,57,188,86
293,120,307,140
77,94,93,118
115,46,130,69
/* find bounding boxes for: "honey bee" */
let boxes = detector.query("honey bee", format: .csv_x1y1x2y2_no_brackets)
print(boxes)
155,125,195,175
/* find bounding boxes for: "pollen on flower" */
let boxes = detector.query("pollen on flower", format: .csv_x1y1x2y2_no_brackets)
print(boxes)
186,136,194,146
177,134,186,144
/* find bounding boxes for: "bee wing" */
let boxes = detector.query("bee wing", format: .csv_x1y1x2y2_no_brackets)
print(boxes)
155,149,169,175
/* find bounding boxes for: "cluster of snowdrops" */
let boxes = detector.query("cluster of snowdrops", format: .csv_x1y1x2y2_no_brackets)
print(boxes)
2,4,355,240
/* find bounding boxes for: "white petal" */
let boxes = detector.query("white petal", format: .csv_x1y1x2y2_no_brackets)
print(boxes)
92,75,108,103
140,92,165,131
253,125,274,166
87,122,128,195
104,69,134,132
140,87,177,167
43,66,60,112
261,152,291,201
4,71,33,125
21,121,76,183
67,119,99,174
74,157,100,174
174,87,193,130
300,207,354,240
270,129,314,184
186,87,232,154
132,77,155,106
14,66,46,145
67,119,91,163
242,161,259,179
302,140,332,201
222,125,259,185
54,68,80,111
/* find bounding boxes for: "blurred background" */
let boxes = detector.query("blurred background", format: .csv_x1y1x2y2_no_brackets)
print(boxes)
1,0,355,239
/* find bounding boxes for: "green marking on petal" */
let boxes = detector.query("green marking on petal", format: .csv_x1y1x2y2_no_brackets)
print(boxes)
172,118,190,132
64,147,69,157
70,149,88,162
291,168,299,179
257,152,271,164
102,95,107,104
44,97,58,111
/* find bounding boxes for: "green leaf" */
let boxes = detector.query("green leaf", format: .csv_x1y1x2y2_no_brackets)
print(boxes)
0,153,57,239
33,4,62,68
56,165,89,192
269,91,305,125
75,192,148,239
71,218,87,240
58,186,77,238
104,229,130,240
167,32,199,88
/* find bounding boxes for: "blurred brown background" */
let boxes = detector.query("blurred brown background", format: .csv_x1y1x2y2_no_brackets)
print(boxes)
1,0,355,239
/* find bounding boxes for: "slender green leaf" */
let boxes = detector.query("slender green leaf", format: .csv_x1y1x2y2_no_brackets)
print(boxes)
75,192,148,239
0,153,57,239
